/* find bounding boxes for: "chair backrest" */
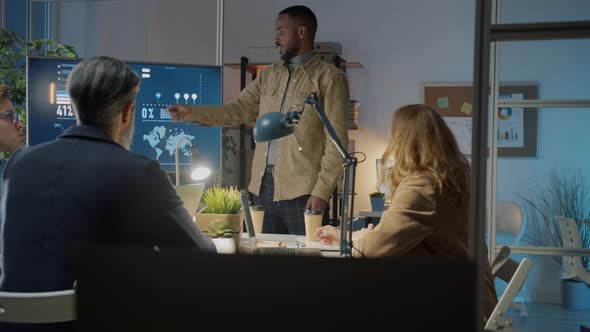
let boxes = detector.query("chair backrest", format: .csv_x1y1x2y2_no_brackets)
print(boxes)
486,246,533,331
557,216,587,280
496,201,524,240
0,289,76,323
490,246,520,283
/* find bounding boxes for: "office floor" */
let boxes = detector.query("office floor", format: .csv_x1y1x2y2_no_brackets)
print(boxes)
509,302,590,332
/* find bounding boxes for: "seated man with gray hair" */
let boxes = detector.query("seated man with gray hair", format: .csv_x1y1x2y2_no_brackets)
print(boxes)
1,56,215,296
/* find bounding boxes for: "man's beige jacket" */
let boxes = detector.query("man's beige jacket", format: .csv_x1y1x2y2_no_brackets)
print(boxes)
188,54,349,201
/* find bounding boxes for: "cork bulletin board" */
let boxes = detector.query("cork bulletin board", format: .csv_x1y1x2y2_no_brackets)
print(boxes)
424,84,538,157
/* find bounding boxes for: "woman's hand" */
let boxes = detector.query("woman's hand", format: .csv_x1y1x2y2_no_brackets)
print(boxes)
315,224,375,245
314,225,340,245
353,223,374,241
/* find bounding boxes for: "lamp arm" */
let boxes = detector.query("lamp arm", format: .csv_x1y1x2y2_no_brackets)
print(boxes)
302,93,357,255
175,137,193,186
304,93,351,163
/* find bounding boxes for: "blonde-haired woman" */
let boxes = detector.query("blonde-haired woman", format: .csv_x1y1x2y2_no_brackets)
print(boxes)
315,104,497,318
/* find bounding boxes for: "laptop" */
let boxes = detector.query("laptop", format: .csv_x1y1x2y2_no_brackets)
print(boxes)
239,190,322,256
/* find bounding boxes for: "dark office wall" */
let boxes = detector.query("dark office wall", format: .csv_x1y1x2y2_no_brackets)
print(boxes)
3,1,50,49
4,0,27,38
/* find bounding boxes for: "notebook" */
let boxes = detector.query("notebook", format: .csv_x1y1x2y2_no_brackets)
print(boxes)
239,190,321,256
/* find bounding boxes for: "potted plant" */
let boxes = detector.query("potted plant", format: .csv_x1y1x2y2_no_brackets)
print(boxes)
207,220,235,254
369,191,386,212
518,169,590,308
196,186,242,247
0,29,77,158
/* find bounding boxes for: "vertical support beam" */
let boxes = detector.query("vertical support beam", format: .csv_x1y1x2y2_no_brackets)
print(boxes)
216,0,225,185
27,0,32,42
215,0,224,67
487,0,501,265
239,57,247,91
239,56,248,189
0,0,5,29
44,1,51,40
471,0,492,330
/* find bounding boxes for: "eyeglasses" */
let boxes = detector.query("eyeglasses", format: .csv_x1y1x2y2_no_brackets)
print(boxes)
0,111,22,125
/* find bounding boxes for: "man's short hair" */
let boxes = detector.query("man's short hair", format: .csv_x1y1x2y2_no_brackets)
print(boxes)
0,84,10,99
67,56,140,130
279,5,318,41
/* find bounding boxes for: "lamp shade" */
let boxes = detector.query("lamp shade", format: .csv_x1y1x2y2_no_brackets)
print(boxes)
191,167,211,181
189,147,211,181
253,112,295,143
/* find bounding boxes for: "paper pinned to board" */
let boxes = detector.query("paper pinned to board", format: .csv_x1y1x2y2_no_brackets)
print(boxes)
443,117,472,155
460,102,473,115
437,96,450,109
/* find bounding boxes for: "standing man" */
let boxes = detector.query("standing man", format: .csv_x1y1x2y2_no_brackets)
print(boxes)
1,56,215,294
167,5,349,235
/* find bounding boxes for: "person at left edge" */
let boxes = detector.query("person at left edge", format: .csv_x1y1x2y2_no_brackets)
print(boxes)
0,56,216,297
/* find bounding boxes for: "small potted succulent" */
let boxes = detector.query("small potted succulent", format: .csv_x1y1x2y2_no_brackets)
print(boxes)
207,220,235,254
369,191,386,212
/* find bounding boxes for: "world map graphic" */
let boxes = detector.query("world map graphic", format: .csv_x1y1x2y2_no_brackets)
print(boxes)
142,126,195,160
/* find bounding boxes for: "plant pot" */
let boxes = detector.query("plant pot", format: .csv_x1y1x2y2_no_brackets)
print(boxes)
211,238,236,254
561,279,590,309
195,213,243,248
195,213,242,232
370,197,385,212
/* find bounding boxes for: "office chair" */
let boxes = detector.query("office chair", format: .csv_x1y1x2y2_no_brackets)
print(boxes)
495,201,529,317
496,201,525,245
485,246,533,331
0,289,76,323
557,216,590,285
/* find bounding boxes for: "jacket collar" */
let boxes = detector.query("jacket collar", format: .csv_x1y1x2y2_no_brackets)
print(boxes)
290,49,317,66
59,124,125,149
277,53,322,72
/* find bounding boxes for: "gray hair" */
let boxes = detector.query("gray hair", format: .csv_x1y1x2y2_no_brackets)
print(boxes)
67,56,140,130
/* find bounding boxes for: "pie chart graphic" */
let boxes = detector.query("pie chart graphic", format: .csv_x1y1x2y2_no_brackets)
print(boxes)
498,107,512,120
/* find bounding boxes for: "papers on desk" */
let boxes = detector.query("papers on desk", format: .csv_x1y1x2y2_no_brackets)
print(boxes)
303,241,340,252
241,233,344,257
255,240,283,247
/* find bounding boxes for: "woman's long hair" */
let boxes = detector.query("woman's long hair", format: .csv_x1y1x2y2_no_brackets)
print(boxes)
380,104,470,205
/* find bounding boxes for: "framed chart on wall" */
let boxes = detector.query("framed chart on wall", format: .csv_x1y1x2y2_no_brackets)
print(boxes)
424,84,538,157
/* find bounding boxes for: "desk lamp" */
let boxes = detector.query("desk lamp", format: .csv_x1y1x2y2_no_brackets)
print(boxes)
175,137,211,185
253,93,357,255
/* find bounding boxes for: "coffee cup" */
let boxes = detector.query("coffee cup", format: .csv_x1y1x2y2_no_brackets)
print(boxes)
304,209,323,242
249,205,265,236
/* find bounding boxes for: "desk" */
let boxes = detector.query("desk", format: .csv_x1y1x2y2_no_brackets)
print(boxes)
359,210,383,227
239,233,344,257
